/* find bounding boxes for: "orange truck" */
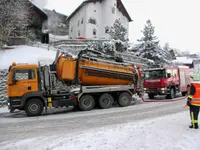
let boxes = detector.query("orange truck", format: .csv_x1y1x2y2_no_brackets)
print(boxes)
143,66,193,99
7,49,142,116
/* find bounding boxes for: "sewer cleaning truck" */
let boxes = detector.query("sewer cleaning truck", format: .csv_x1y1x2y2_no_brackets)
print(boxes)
7,49,143,116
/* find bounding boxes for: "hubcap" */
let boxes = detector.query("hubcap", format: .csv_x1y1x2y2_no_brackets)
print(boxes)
122,96,128,103
103,98,110,105
29,104,39,112
83,99,91,107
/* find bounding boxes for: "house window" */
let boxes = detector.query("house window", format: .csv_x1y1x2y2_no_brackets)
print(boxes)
88,18,96,24
81,18,83,24
93,29,96,35
94,10,96,12
77,20,80,26
71,27,73,32
112,7,115,14
105,27,109,33
78,30,80,36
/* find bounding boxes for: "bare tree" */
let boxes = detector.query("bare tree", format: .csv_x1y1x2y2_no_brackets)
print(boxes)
0,0,32,47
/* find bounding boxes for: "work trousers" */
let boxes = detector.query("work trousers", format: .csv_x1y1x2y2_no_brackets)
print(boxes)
189,105,200,128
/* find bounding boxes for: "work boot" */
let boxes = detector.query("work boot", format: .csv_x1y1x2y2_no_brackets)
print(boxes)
189,123,199,129
194,123,199,129
189,125,193,128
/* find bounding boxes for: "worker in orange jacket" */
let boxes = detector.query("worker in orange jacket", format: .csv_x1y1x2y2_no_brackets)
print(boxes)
186,82,200,129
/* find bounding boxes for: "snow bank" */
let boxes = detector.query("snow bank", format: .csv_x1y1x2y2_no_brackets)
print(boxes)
1,111,199,150
0,45,57,69
0,107,8,113
173,56,193,64
49,34,69,42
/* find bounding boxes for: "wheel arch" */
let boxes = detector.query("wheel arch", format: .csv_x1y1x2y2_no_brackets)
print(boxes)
21,92,45,107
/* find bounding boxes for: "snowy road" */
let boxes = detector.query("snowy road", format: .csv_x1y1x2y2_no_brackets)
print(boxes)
0,96,188,147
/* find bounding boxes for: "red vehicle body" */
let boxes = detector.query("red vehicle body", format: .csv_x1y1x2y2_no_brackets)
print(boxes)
143,66,193,99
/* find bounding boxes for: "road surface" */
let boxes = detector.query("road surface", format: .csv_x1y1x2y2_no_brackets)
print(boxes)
0,95,188,145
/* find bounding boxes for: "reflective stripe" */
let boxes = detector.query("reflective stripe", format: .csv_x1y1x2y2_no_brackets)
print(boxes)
188,95,193,99
191,104,200,107
192,98,200,101
191,112,198,128
191,112,195,127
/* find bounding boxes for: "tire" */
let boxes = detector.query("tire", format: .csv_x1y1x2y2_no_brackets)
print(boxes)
148,93,154,99
25,99,44,117
99,93,114,109
168,88,176,99
118,92,132,107
79,95,95,111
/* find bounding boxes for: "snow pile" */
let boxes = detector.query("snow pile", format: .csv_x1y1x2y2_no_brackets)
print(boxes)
0,45,57,69
173,56,193,64
1,111,200,150
49,34,69,42
0,107,8,113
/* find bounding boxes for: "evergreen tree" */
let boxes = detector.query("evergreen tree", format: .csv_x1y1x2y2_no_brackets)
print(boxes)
108,19,127,41
135,20,168,65
106,19,128,53
163,42,177,60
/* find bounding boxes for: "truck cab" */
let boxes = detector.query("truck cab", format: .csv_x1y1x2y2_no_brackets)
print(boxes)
143,67,192,99
7,62,42,112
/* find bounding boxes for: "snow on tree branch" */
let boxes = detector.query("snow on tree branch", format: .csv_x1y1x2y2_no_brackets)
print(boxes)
135,20,174,66
0,0,33,47
108,19,127,42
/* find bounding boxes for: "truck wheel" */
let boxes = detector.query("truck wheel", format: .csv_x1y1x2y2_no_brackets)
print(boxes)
148,93,154,99
79,95,95,111
99,93,114,109
168,88,176,99
25,99,44,117
118,92,131,107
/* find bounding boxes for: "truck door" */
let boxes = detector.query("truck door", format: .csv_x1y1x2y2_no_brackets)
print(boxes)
172,69,179,85
9,69,38,97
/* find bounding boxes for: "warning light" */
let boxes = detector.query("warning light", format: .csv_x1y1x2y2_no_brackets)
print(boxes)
12,62,16,66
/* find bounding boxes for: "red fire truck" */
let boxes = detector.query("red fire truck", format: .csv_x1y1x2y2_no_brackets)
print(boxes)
143,66,193,99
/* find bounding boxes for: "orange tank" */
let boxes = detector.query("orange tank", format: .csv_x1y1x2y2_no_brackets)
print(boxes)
56,53,137,85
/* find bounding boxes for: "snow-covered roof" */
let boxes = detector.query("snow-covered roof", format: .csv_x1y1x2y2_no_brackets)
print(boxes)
172,57,193,64
29,0,48,19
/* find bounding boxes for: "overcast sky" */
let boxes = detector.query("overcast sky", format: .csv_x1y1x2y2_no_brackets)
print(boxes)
33,0,200,53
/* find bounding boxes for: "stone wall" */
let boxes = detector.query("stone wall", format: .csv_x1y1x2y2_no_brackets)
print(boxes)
0,69,8,108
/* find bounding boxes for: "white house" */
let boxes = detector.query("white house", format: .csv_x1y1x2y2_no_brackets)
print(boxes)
66,0,132,40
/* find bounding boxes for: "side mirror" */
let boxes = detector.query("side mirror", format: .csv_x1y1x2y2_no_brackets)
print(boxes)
167,73,171,78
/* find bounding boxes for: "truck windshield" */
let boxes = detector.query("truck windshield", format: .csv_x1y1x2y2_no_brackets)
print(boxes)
144,70,164,79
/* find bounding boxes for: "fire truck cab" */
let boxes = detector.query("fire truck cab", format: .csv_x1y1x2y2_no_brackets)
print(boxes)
143,66,193,99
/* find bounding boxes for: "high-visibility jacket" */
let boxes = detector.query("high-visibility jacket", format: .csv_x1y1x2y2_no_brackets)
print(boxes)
188,83,200,107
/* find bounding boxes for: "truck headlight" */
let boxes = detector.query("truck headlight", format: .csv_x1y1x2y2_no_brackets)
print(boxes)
144,88,147,90
160,88,166,90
